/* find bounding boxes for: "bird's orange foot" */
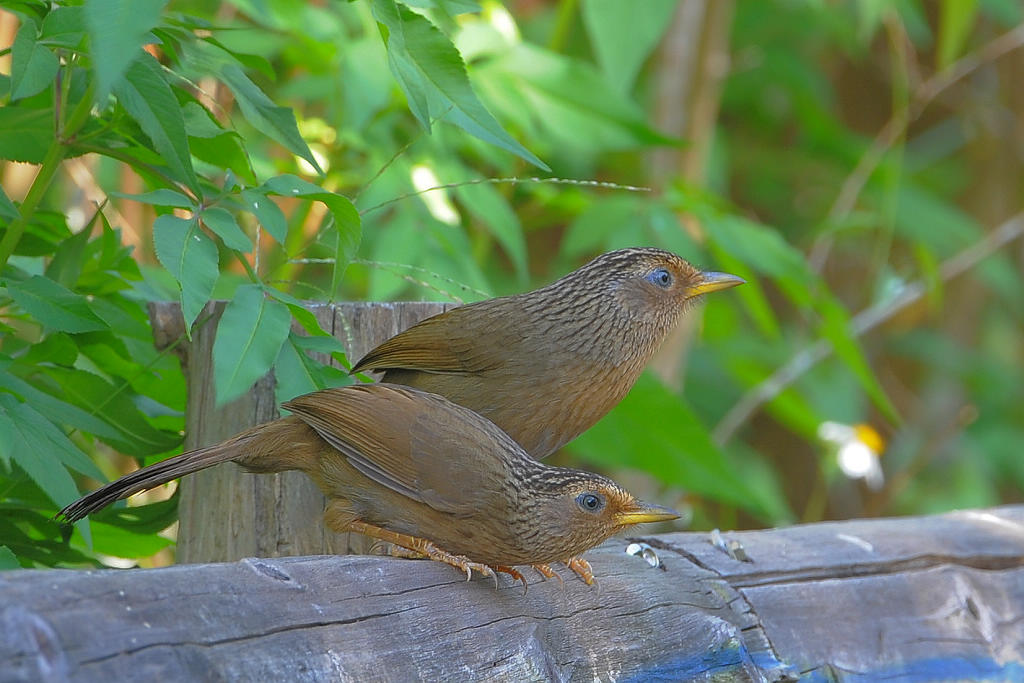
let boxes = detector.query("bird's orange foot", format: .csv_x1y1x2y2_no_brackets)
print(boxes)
564,556,596,586
495,565,528,594
347,520,497,587
531,563,564,587
372,542,426,559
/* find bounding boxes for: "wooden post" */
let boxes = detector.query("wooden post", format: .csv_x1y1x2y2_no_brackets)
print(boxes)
148,300,452,564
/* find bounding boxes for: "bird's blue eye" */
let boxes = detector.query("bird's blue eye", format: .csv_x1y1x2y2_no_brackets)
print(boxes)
577,492,604,512
647,268,673,288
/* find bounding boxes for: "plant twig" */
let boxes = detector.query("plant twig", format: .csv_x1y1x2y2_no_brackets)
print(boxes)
0,82,95,270
808,23,1024,272
713,212,1024,446
358,177,651,216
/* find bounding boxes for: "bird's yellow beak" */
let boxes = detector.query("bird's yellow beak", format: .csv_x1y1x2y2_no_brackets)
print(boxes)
615,502,680,526
688,271,745,297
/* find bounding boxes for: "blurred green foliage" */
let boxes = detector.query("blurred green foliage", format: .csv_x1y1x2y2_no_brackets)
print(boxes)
1,0,1022,569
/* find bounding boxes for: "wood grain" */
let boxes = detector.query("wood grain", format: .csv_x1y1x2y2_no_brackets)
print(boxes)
5,507,1023,681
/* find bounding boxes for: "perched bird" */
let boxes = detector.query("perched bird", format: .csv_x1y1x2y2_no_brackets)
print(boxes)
352,248,743,459
59,384,678,588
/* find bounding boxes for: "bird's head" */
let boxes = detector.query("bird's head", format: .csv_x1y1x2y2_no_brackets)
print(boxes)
587,248,744,328
526,469,679,560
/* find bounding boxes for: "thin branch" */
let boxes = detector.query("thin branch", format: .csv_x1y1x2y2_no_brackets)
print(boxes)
288,257,492,303
358,177,651,216
713,212,1024,446
808,23,1024,272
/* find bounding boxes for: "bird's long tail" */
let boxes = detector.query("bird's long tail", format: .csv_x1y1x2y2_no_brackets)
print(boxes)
58,417,313,524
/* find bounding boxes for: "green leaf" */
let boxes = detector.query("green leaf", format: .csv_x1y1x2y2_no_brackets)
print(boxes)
152,215,218,330
201,207,251,252
937,0,978,69
268,287,332,339
110,189,194,208
45,221,92,287
41,6,87,49
42,367,182,456
399,0,481,13
0,186,19,223
483,44,675,152
0,106,54,164
0,366,123,444
19,333,78,367
87,520,173,558
0,546,19,570
182,102,256,184
261,175,361,288
291,334,347,355
815,294,899,423
708,245,781,340
370,0,548,170
240,189,287,244
0,394,95,544
85,0,168,102
561,195,645,258
113,52,201,196
705,215,814,286
218,64,323,174
91,495,179,535
0,390,104,481
454,181,527,283
581,0,677,93
274,332,352,404
10,20,59,101
212,284,292,405
7,275,107,333
570,373,779,520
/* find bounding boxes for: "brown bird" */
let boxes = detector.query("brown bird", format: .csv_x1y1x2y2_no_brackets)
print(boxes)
352,248,743,459
59,384,678,588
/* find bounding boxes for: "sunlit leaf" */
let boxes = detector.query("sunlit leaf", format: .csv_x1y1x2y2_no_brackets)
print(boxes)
218,63,323,174
371,0,548,169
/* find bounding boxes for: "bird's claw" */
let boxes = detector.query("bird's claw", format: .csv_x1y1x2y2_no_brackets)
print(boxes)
565,556,596,586
444,554,496,586
531,563,564,587
495,566,528,594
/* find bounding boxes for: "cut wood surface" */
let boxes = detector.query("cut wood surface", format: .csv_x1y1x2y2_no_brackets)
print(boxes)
4,506,1023,681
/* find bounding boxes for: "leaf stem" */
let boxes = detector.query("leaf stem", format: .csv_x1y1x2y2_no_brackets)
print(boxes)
0,83,95,272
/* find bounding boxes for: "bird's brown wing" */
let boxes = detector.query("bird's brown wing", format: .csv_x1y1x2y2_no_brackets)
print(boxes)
283,384,512,515
349,303,519,375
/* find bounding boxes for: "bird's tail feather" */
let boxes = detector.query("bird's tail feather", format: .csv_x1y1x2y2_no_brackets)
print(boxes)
58,438,251,524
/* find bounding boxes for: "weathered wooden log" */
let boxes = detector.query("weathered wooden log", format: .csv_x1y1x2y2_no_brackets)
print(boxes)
4,507,1023,681
147,300,453,563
